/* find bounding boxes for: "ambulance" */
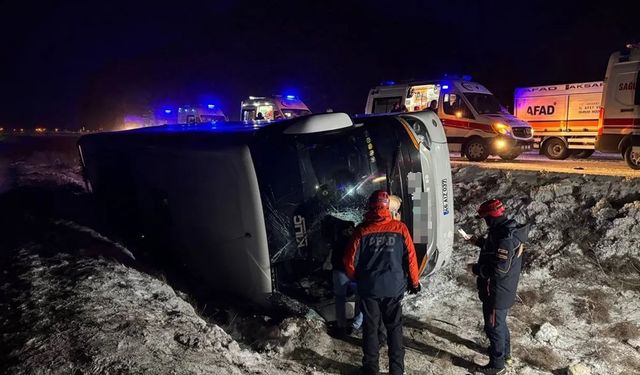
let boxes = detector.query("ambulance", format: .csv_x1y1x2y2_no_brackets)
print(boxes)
365,79,533,161
178,104,227,124
514,81,603,159
241,95,311,122
154,104,227,126
595,43,640,169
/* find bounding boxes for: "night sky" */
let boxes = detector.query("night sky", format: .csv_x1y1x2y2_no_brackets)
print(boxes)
1,0,638,129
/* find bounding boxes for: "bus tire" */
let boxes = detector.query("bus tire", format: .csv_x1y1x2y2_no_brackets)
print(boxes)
499,149,522,161
542,138,570,160
572,150,594,159
624,146,640,170
464,138,490,162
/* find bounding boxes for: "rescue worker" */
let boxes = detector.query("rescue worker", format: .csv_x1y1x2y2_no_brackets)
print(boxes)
344,190,421,375
388,194,402,221
321,215,362,336
466,199,529,375
428,99,438,112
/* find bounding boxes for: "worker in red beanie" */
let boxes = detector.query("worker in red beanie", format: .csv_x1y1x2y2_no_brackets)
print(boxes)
465,199,529,375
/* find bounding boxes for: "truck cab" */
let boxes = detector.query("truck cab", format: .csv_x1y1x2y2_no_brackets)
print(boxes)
595,43,640,169
366,79,533,161
241,95,311,122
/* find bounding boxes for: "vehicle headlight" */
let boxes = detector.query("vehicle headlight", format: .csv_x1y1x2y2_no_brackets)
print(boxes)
492,122,510,135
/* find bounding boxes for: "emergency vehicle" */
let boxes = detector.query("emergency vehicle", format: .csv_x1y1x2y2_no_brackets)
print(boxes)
78,112,454,309
178,104,227,124
365,79,533,161
514,81,603,159
595,43,640,169
154,104,227,126
241,95,311,122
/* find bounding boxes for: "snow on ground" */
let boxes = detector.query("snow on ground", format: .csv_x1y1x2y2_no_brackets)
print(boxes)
1,152,639,374
403,166,640,374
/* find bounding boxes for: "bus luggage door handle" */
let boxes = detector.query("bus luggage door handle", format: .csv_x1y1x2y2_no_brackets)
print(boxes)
621,108,634,113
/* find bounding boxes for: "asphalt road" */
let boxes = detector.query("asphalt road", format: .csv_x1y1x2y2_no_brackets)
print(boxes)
450,151,640,178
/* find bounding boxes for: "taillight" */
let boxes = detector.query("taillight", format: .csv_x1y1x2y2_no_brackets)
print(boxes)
597,107,605,136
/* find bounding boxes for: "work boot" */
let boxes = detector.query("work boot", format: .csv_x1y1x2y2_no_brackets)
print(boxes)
505,356,514,367
477,365,506,375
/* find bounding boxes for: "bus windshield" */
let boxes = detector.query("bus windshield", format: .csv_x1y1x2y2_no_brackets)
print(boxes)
464,93,504,115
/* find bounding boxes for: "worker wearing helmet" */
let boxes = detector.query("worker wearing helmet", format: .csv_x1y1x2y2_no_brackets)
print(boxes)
466,199,529,375
343,190,421,375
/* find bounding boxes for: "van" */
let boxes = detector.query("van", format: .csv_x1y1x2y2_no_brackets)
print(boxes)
154,104,227,126
595,43,640,169
514,81,603,159
241,95,311,122
178,104,227,124
78,112,454,308
365,79,533,161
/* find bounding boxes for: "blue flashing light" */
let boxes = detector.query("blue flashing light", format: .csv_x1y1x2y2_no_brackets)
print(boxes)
442,85,449,90
207,104,215,109
164,109,172,114
462,75,472,81
382,80,396,86
285,95,296,100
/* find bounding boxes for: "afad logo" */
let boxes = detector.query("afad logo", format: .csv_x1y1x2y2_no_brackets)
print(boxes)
527,103,556,116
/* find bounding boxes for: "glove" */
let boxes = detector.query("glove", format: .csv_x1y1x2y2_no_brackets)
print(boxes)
408,282,422,295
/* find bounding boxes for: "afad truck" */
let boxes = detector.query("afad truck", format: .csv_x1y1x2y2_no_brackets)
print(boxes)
365,79,533,161
514,81,603,160
241,95,311,122
595,43,640,169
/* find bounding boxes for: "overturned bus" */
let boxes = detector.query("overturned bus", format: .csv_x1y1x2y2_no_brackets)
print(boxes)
78,112,454,307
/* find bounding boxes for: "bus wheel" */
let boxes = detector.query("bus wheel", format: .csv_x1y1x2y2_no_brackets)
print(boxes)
624,146,640,170
572,150,594,159
542,138,570,160
464,138,490,162
499,149,522,161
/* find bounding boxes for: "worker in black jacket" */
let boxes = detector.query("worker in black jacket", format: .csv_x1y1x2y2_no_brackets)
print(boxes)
466,199,529,375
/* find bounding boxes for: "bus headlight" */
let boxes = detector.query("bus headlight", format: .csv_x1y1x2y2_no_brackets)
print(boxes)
492,122,510,135
494,138,507,149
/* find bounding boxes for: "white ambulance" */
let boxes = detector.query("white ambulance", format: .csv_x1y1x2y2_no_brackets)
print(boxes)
178,104,227,124
595,43,640,169
365,79,533,161
241,95,311,122
514,81,603,160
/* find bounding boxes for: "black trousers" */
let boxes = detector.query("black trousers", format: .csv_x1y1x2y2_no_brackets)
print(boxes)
360,295,404,375
482,303,511,369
